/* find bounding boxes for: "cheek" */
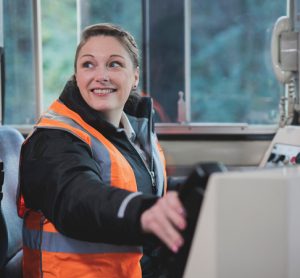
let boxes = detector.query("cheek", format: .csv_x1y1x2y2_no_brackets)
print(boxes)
120,72,135,91
76,72,89,90
121,81,133,98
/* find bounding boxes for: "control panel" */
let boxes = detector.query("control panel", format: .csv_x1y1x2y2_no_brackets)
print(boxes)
265,143,300,167
260,125,300,167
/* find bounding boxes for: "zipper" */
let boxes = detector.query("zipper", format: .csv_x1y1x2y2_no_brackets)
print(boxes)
125,135,157,194
150,170,156,194
147,98,156,193
149,99,155,182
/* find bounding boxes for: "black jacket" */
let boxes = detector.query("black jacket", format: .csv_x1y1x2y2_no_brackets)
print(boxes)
19,80,162,246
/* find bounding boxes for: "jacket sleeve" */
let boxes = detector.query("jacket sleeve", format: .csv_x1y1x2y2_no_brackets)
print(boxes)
20,129,158,245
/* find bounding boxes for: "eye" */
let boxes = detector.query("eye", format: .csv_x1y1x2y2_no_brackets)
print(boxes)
82,61,94,68
109,61,123,68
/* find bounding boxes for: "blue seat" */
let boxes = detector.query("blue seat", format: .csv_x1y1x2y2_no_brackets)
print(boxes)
0,127,24,278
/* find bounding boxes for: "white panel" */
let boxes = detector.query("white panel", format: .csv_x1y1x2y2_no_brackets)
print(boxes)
184,167,300,278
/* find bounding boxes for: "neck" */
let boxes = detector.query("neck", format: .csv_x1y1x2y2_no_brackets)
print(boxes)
100,110,122,127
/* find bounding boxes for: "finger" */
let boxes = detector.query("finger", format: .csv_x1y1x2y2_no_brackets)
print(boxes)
160,193,186,230
150,202,185,250
165,204,186,230
148,214,184,253
141,207,184,252
165,191,186,216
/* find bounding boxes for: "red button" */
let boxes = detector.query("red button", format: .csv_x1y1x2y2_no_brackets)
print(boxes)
290,156,296,164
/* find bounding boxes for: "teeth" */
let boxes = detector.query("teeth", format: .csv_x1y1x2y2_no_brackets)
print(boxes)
93,89,114,95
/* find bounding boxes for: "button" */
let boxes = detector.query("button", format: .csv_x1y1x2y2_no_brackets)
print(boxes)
295,153,300,164
267,153,276,162
290,156,297,164
274,155,285,163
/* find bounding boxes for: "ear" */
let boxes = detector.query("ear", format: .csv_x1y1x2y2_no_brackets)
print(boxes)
133,66,140,88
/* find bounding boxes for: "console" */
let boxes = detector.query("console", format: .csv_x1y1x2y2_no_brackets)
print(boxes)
183,166,300,278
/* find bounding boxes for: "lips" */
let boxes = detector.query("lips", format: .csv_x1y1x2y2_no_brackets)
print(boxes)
91,88,117,95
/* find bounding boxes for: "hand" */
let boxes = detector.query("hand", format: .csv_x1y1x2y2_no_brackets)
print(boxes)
140,191,186,253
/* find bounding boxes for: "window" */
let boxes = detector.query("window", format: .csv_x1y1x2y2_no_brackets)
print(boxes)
146,0,286,124
145,0,185,123
1,0,287,127
3,0,37,124
41,0,77,110
190,0,285,124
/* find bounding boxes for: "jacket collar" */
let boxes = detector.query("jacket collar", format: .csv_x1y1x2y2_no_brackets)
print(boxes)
58,79,153,136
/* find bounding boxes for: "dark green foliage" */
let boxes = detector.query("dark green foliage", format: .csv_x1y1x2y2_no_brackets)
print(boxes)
190,0,285,123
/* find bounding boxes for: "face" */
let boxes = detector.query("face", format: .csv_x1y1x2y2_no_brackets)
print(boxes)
75,35,139,126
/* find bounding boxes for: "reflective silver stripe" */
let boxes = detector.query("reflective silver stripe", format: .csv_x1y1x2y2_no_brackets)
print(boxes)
117,192,143,218
39,110,112,185
23,225,41,250
89,136,111,183
23,228,142,254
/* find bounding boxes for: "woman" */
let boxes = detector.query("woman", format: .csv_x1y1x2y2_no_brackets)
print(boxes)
18,23,186,278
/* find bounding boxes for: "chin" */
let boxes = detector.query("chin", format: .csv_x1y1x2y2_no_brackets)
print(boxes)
92,106,109,112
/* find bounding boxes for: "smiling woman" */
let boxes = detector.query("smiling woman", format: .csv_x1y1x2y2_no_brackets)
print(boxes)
17,23,186,278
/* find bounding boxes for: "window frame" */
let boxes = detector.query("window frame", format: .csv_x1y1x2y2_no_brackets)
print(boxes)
0,0,3,125
149,0,283,136
33,0,43,121
16,0,284,137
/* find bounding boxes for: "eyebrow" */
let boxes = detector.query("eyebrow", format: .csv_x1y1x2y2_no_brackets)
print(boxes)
79,54,125,60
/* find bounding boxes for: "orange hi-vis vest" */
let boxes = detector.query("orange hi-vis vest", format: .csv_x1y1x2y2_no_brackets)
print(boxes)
18,99,167,278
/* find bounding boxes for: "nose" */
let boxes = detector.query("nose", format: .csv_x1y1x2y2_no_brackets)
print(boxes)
95,65,110,82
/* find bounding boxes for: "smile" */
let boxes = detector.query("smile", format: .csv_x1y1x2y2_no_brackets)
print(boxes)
91,89,116,95
92,88,116,95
